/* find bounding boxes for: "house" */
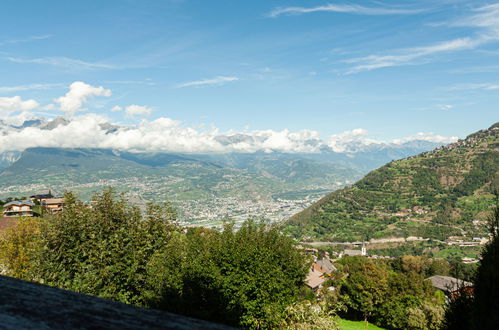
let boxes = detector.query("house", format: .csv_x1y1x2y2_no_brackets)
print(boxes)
41,198,64,214
315,258,337,274
305,259,337,291
426,275,473,300
2,201,37,217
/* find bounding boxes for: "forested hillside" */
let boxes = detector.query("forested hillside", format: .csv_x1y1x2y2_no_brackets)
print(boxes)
284,123,499,242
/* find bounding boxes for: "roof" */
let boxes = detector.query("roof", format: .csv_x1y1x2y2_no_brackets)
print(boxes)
30,190,53,199
3,201,35,207
41,198,64,204
305,268,326,290
315,259,336,274
426,275,473,293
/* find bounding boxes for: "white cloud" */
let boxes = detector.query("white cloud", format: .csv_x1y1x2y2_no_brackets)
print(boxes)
344,4,499,73
268,4,424,18
437,104,454,111
5,56,115,70
447,83,499,91
392,132,458,144
55,81,111,116
177,76,239,88
0,34,53,46
112,104,152,117
345,38,481,73
453,4,499,37
0,96,39,114
327,128,383,152
103,80,156,86
0,83,62,93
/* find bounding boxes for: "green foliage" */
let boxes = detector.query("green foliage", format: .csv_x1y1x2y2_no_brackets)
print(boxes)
34,189,175,305
0,216,42,280
339,258,389,322
333,256,446,329
282,300,339,329
443,289,474,330
147,221,309,328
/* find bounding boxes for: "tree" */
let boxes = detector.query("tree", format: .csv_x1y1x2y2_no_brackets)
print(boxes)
338,257,389,324
35,189,178,306
147,221,309,328
471,195,499,328
0,216,42,280
336,256,445,329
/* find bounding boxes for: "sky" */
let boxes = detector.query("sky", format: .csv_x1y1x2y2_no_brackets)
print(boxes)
0,0,498,153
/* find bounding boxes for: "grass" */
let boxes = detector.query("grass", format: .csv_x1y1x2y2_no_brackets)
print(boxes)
338,318,385,330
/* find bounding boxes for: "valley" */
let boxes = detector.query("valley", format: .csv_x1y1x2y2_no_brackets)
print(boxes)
0,119,445,227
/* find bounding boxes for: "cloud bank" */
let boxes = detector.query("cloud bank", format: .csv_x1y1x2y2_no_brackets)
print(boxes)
0,114,458,154
0,81,458,154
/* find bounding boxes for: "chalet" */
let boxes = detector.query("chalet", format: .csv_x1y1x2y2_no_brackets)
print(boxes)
2,201,37,217
41,198,64,214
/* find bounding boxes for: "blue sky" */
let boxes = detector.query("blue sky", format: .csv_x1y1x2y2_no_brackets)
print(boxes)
0,0,498,152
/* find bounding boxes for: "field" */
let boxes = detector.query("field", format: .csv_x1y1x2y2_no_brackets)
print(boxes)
339,318,385,330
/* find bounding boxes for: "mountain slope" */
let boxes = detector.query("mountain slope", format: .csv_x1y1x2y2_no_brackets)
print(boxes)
0,147,364,223
194,152,359,184
284,123,499,242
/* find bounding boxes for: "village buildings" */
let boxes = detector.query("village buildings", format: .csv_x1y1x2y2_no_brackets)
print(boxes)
1,190,64,218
